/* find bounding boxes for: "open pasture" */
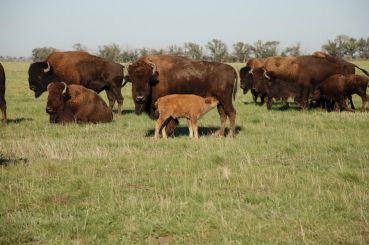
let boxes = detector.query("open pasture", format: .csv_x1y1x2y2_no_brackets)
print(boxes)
1,61,369,244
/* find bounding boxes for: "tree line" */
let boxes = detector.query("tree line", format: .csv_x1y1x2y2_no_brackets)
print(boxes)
1,35,368,63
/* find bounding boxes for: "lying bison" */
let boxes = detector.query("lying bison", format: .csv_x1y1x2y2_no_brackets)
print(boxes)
250,53,369,109
46,82,113,123
128,55,237,137
28,51,125,113
311,74,369,112
154,94,219,139
0,63,6,123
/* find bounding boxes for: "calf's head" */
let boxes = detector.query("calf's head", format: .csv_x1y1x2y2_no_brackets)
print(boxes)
204,97,219,108
128,60,159,115
46,82,70,114
28,62,54,98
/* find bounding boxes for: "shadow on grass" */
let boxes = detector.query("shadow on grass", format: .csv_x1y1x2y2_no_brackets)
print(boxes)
4,118,33,124
0,155,28,166
112,109,135,115
145,126,242,137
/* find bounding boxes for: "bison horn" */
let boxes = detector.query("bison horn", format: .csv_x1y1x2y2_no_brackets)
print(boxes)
263,69,271,80
249,67,254,74
44,62,50,73
147,60,157,75
61,82,68,94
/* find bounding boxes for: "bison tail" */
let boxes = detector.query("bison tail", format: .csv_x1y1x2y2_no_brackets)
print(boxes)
354,65,369,77
232,70,238,101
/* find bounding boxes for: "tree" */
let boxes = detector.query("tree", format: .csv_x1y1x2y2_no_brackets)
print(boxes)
120,49,139,62
184,42,203,60
356,37,369,59
206,39,228,62
253,40,280,58
168,45,184,56
98,43,121,62
281,43,301,57
322,35,357,58
232,42,253,62
72,43,88,52
31,47,57,62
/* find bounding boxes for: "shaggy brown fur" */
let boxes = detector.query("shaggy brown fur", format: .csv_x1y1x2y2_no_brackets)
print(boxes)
312,74,369,112
154,94,219,139
0,63,6,123
254,53,368,109
46,82,113,123
28,51,125,113
129,55,237,137
239,58,265,104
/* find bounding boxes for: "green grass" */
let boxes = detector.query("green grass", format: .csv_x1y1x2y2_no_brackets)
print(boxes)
1,61,369,244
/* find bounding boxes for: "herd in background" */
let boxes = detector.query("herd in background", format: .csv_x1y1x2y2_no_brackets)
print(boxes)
0,50,369,138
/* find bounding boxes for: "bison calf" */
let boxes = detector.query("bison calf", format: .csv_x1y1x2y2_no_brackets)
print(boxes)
154,94,219,139
312,74,369,112
46,82,113,123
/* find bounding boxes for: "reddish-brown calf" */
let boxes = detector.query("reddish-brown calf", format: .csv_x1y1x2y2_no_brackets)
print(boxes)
154,94,219,139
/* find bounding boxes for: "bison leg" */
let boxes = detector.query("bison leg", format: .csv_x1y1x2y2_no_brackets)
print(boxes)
223,102,236,137
155,116,167,139
266,97,273,110
109,85,123,114
0,101,6,124
190,117,199,139
360,93,368,112
106,90,116,111
164,118,179,137
347,95,355,110
187,119,194,138
214,104,227,136
260,94,265,105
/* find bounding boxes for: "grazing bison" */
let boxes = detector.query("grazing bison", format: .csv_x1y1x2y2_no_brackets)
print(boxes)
28,51,125,113
239,58,265,104
311,74,369,112
46,82,113,123
0,63,6,123
154,94,219,139
251,53,369,109
128,55,237,137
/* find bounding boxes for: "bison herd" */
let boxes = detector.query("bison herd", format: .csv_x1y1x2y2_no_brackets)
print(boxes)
0,50,368,138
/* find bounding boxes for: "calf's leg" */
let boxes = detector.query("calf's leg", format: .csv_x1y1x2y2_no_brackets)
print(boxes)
191,117,199,139
155,116,167,139
187,118,194,138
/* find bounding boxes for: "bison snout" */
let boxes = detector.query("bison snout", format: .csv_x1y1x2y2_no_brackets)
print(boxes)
135,96,145,104
46,106,54,114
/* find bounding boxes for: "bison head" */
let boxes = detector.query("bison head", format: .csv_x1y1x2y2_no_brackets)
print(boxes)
46,82,70,117
239,66,254,94
28,62,54,98
128,60,159,115
249,68,272,94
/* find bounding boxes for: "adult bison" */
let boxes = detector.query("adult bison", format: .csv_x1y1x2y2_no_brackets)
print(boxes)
0,63,6,123
239,58,265,104
128,55,237,137
251,52,369,109
28,51,125,113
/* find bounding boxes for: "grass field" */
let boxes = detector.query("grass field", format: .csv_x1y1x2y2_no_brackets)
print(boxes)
1,61,369,244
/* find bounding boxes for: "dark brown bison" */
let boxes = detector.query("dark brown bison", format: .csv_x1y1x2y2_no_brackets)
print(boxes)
251,53,369,109
46,82,113,123
0,63,6,123
28,51,125,113
128,55,237,137
239,58,265,104
311,74,369,112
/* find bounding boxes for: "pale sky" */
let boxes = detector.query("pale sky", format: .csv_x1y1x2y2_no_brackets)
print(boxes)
0,0,368,57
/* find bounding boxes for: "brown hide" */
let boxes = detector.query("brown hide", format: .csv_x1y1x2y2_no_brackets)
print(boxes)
154,94,219,138
46,82,113,123
313,74,369,111
129,55,237,137
0,63,6,123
